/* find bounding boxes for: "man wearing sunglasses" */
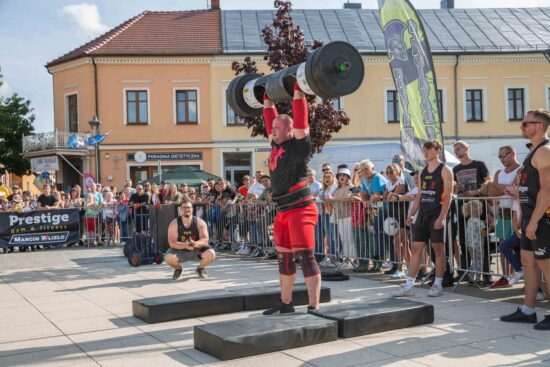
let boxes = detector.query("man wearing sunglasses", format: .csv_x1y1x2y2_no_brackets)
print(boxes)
501,108,550,330
261,83,320,315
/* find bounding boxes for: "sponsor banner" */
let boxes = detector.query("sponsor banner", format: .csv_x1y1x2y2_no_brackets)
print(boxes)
30,156,59,172
127,152,203,161
378,0,445,168
0,209,80,248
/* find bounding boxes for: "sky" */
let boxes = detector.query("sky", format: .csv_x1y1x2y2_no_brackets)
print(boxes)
0,0,549,133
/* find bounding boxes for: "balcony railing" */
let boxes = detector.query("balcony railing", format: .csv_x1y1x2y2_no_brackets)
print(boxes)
22,131,91,152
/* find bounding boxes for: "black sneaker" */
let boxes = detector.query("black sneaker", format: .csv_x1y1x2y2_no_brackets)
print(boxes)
262,300,295,315
534,314,550,330
500,307,537,324
172,268,182,280
195,266,208,279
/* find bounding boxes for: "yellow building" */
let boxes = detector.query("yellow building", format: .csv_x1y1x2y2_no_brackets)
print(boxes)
22,4,550,189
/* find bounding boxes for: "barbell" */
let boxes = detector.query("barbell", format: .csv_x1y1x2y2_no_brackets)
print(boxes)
227,41,365,118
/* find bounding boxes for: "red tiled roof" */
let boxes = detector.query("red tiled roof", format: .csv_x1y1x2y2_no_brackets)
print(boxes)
47,10,222,67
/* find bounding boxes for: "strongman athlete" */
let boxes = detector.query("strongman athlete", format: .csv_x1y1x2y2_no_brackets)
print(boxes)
500,108,550,330
262,83,321,315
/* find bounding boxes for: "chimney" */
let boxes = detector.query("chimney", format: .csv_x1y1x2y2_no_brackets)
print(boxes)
211,0,220,10
440,0,454,9
343,1,361,9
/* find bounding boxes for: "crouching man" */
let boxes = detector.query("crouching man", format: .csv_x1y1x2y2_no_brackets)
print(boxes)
166,200,215,280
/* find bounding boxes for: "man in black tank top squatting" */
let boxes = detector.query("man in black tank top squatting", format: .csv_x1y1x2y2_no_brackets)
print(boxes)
261,83,321,315
501,108,550,331
393,140,453,298
165,200,215,280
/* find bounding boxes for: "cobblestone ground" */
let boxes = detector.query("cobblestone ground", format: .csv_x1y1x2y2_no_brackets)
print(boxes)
0,247,549,367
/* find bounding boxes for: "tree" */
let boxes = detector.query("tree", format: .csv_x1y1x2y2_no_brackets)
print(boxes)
231,0,350,155
0,66,35,176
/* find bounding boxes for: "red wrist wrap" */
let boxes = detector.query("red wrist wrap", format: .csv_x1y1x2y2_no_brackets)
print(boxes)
263,107,278,136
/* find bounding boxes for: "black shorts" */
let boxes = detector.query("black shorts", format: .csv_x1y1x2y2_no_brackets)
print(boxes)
165,245,214,262
520,218,550,260
413,210,445,244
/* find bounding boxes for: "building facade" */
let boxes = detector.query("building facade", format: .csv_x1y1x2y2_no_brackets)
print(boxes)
22,5,550,189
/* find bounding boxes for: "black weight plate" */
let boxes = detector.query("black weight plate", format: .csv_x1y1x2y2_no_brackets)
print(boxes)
227,73,263,118
305,41,364,99
265,65,298,102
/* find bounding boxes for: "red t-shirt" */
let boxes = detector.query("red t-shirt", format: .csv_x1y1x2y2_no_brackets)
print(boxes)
238,186,248,197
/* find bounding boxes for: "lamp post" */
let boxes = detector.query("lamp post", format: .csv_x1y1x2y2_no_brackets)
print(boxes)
88,116,101,182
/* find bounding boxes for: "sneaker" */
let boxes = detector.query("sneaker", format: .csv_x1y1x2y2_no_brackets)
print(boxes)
172,268,182,280
263,300,295,315
428,283,443,297
490,277,509,289
391,270,405,279
534,314,550,330
500,307,537,323
382,261,393,270
319,257,333,266
384,267,398,275
195,266,208,279
392,285,415,297
536,290,545,301
508,271,524,286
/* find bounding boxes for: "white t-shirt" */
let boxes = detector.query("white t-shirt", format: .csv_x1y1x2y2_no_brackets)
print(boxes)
247,182,265,198
387,177,405,193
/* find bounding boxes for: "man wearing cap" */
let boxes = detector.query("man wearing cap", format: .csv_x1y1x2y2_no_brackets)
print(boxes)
159,181,169,204
261,82,321,315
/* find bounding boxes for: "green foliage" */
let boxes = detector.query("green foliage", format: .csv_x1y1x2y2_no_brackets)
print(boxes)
0,68,35,176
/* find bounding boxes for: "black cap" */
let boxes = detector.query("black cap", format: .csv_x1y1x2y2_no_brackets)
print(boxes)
161,181,167,184
410,170,418,176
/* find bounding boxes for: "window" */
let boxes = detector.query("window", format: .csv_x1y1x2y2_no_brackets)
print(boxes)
126,90,148,124
465,89,483,122
387,90,400,123
437,89,444,123
67,94,78,132
176,90,198,124
507,88,524,121
226,102,244,126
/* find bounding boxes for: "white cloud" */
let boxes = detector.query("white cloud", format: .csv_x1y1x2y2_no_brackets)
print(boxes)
58,3,109,39
0,81,13,98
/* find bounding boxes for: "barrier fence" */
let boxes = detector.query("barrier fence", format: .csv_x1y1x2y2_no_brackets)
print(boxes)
1,197,522,286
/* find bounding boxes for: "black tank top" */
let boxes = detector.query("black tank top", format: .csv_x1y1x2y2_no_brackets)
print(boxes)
519,139,549,222
177,216,199,247
419,163,445,215
269,136,312,198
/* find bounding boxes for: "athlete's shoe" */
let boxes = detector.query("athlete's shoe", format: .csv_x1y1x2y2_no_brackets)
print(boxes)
195,266,208,279
263,300,295,315
500,307,537,323
392,285,415,297
172,268,182,280
508,271,524,286
534,314,550,330
427,283,443,297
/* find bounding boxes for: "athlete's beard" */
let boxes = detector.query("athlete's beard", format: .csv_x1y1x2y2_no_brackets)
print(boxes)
182,213,192,218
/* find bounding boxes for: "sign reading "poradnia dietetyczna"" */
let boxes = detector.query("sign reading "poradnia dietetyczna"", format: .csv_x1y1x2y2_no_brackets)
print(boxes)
0,209,80,247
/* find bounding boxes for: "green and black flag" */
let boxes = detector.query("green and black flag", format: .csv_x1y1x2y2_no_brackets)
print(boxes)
378,0,445,167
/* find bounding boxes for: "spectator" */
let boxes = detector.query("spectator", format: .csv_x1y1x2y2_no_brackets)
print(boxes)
37,184,59,210
452,140,492,285
117,191,130,243
102,191,118,245
486,145,522,288
238,175,251,197
150,184,161,206
392,154,415,189
129,184,150,234
329,166,361,269
351,163,362,186
84,193,99,246
321,163,332,173
360,159,390,273
159,181,169,203
319,170,338,265
463,200,487,285
164,184,182,205
247,171,265,200
124,179,136,195
384,163,409,279
217,179,237,204
88,183,103,206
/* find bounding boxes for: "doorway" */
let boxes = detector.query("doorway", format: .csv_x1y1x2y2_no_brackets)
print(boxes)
223,152,251,187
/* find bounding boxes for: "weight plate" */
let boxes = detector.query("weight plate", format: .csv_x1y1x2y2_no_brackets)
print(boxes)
226,73,263,117
305,41,364,100
265,65,298,102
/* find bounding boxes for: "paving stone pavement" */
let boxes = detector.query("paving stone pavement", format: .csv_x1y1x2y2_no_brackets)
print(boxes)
0,247,549,367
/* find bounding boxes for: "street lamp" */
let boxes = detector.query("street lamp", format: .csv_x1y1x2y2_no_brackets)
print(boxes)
89,116,101,182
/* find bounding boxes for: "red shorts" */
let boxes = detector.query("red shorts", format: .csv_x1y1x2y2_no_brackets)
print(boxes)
273,202,318,250
85,218,96,232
